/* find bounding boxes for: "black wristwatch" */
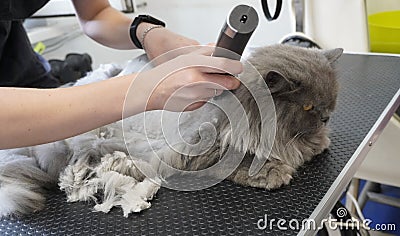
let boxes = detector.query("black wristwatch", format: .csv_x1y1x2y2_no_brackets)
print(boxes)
129,15,166,49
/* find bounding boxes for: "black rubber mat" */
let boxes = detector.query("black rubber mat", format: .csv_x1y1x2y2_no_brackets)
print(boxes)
1,54,400,235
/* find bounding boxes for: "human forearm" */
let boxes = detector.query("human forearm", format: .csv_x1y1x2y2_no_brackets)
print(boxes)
137,22,200,60
0,74,137,149
72,0,199,56
0,47,242,149
72,0,134,49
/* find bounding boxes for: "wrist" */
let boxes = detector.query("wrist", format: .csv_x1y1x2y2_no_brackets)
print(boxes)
129,15,166,49
136,23,165,51
136,22,155,40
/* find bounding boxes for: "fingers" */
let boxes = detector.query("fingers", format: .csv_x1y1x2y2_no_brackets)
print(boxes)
190,45,215,56
202,73,241,90
151,45,243,76
184,102,206,111
198,60,243,75
162,87,222,112
172,84,225,100
144,45,244,112
183,46,244,75
183,75,240,91
196,87,224,98
181,54,243,75
164,54,242,90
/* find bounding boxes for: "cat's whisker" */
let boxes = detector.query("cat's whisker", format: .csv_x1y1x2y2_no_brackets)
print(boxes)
284,127,316,148
284,132,305,148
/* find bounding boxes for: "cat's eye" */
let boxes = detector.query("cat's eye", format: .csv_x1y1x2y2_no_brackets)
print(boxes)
303,104,314,111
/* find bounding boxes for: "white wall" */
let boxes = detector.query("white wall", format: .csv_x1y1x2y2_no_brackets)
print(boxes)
366,0,400,15
31,0,400,68
33,0,294,68
139,0,294,46
304,0,369,52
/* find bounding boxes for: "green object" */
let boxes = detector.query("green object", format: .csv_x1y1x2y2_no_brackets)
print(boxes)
34,42,46,55
368,10,400,53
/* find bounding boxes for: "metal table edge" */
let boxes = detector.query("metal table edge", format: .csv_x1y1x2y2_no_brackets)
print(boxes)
298,52,400,236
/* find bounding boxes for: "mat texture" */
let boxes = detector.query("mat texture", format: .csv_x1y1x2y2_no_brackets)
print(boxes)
1,54,400,235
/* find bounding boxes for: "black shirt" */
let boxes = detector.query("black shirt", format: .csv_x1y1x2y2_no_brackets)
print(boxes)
0,0,60,88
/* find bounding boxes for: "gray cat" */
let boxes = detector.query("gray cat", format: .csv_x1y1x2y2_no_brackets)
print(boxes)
228,45,341,188
0,44,342,217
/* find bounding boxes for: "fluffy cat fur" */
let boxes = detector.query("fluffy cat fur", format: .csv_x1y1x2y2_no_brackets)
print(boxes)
0,44,342,217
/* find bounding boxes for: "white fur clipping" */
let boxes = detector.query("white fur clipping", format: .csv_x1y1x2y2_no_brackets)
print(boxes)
59,151,160,217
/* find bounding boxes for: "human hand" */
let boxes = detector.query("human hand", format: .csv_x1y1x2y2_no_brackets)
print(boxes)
127,46,243,113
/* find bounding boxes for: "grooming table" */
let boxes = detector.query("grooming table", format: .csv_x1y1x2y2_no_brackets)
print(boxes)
1,53,400,236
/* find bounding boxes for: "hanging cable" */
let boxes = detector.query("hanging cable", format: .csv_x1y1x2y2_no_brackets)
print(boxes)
261,0,283,21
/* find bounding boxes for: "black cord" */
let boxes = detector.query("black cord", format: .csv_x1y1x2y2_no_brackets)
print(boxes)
261,0,283,21
331,201,359,236
317,224,329,236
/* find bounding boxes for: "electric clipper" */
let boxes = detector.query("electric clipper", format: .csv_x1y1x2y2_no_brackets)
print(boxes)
213,5,266,177
212,4,259,60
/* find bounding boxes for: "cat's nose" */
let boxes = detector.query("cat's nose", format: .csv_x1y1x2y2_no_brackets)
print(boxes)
320,116,330,123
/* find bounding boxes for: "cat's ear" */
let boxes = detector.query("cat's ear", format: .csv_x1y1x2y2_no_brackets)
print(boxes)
323,48,344,64
265,70,295,94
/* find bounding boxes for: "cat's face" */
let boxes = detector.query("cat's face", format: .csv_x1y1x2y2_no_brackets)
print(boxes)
236,45,343,163
248,45,342,137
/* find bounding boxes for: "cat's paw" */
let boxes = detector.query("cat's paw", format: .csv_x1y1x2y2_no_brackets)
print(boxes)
230,160,295,190
256,164,294,189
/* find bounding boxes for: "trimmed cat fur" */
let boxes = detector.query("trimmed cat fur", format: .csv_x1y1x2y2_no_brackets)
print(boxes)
0,45,342,217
